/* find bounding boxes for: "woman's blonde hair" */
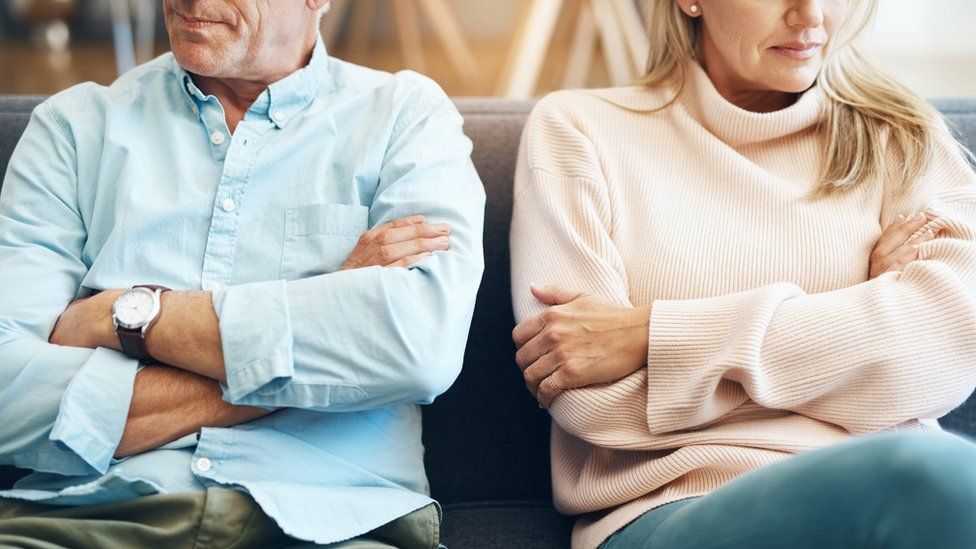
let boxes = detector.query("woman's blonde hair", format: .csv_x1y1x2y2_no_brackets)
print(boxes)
640,0,945,194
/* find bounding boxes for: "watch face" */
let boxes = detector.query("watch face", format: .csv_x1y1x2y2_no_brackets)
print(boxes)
114,288,157,330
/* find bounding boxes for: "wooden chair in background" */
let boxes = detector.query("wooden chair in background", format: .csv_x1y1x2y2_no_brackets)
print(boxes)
322,0,484,93
496,0,650,98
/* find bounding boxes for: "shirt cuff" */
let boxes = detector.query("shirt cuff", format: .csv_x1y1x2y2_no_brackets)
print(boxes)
49,347,140,475
212,280,295,404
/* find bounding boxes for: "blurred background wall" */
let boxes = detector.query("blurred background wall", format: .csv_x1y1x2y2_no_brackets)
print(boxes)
0,0,974,98
867,0,976,97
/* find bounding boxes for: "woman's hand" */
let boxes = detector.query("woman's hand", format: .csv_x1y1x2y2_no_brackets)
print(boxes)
513,285,651,408
341,215,451,270
869,212,940,279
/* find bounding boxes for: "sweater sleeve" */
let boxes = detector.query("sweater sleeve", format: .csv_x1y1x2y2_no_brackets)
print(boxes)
513,97,976,445
641,126,976,436
511,95,656,444
511,95,633,321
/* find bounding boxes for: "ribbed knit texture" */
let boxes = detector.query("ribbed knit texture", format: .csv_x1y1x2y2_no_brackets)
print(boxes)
510,61,976,549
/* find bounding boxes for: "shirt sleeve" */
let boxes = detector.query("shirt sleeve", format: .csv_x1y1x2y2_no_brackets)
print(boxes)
512,96,976,447
212,78,485,411
0,100,139,477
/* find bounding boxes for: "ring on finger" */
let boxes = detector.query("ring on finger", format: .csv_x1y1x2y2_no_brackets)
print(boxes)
544,376,562,392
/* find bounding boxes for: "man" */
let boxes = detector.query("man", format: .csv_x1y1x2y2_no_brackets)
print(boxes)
0,0,484,546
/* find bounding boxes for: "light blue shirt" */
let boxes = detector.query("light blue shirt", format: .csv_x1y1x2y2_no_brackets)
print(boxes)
0,37,484,543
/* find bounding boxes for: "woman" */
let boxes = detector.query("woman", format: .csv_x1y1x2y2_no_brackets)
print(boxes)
510,1,976,548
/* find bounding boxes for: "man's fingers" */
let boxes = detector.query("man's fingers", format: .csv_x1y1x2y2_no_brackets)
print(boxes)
377,236,450,264
512,314,546,349
358,216,426,245
384,215,427,229
377,223,451,246
386,252,433,268
872,212,929,261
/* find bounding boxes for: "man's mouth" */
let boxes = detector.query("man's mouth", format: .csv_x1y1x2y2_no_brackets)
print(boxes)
176,12,225,29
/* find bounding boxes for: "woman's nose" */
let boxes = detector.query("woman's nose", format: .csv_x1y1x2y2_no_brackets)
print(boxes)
787,0,826,29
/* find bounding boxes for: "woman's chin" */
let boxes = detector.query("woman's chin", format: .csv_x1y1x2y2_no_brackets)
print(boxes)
768,71,821,94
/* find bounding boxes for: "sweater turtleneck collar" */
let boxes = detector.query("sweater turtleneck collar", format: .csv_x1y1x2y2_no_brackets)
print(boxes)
682,60,826,147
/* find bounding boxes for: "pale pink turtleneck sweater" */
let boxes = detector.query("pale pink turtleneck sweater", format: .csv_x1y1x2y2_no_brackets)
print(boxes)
510,62,976,549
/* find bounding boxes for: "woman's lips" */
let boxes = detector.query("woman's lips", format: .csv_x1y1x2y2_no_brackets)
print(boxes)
771,43,823,60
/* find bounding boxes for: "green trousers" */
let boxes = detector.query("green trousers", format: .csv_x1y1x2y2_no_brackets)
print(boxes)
0,488,440,549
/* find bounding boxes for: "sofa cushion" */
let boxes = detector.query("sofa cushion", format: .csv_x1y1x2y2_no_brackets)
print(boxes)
440,501,574,548
421,99,557,506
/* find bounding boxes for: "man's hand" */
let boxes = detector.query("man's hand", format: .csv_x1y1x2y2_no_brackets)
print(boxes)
869,212,940,279
513,285,651,408
49,289,125,350
341,215,451,270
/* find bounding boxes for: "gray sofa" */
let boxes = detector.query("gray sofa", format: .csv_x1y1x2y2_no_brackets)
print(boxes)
2,95,976,548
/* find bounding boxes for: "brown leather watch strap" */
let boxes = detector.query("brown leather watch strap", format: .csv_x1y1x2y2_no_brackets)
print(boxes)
118,328,153,360
116,285,171,362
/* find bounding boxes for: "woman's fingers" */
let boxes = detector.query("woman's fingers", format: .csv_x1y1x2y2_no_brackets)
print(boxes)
880,229,938,273
538,368,574,409
512,313,547,349
885,248,920,274
522,352,559,396
871,227,939,277
871,212,929,262
515,329,553,371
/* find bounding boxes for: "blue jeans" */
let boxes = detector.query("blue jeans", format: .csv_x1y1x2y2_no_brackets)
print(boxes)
601,433,976,549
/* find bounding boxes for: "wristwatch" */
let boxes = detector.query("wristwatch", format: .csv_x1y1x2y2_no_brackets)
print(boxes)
113,285,171,361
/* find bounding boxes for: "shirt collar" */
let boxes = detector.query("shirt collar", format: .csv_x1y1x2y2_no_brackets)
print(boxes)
173,35,331,129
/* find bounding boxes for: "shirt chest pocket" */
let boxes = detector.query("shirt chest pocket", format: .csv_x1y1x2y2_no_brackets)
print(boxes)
280,203,369,280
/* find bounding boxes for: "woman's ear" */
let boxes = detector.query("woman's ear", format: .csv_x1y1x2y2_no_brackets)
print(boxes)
676,0,702,18
307,0,331,13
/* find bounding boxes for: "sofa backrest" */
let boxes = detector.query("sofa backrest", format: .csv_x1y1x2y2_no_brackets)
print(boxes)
1,96,976,503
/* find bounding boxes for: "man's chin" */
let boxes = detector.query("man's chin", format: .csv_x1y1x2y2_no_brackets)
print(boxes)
171,47,230,78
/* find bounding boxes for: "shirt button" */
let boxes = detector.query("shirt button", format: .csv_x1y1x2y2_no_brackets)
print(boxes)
194,457,212,472
221,198,236,212
210,131,226,145
272,112,284,124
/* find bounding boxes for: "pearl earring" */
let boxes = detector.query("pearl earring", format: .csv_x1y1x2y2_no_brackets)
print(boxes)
690,4,699,14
